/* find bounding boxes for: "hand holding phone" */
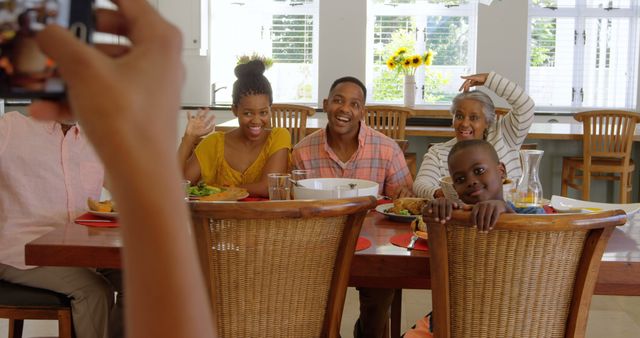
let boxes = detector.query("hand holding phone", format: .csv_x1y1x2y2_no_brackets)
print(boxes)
0,0,93,99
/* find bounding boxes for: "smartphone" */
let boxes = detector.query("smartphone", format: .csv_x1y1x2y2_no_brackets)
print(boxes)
0,0,93,99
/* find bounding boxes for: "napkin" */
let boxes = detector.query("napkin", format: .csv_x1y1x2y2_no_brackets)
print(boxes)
75,213,119,228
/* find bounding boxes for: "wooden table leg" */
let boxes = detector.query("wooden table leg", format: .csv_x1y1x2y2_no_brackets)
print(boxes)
391,288,402,338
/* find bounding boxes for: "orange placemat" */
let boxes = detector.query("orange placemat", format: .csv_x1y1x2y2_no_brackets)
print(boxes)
355,237,371,251
390,232,428,251
75,213,119,228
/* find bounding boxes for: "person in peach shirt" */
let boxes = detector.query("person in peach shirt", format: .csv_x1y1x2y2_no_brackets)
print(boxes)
0,111,122,338
28,0,217,337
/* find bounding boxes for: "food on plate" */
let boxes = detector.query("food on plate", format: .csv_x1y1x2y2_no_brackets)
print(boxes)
188,182,223,197
410,215,427,239
197,187,249,201
87,198,116,212
387,197,428,215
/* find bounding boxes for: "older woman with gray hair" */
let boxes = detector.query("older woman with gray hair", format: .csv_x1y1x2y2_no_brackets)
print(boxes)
413,72,535,199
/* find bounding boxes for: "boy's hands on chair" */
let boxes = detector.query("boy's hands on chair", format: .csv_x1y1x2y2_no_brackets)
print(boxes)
470,200,514,232
423,198,471,224
423,198,515,232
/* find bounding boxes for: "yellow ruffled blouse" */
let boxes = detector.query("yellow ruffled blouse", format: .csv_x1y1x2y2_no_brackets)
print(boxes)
194,128,291,187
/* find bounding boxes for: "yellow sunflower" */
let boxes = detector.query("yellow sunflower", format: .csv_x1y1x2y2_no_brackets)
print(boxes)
386,57,396,70
423,51,433,66
402,58,412,69
395,47,408,56
411,55,422,67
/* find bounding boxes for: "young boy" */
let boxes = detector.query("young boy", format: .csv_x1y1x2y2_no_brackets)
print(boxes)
405,139,544,337
426,139,544,232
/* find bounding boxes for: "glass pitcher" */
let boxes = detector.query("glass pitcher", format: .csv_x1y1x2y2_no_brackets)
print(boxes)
515,150,544,208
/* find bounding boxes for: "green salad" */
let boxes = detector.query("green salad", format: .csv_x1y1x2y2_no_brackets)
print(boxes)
385,208,411,216
188,182,223,197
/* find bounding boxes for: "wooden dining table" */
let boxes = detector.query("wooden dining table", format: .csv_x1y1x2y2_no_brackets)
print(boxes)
24,204,640,338
24,207,640,294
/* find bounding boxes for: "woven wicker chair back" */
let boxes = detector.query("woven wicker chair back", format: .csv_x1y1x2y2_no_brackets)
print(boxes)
190,197,376,338
427,210,626,338
270,104,316,145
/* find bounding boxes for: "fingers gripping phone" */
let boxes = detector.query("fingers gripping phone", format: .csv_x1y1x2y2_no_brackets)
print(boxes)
0,0,93,99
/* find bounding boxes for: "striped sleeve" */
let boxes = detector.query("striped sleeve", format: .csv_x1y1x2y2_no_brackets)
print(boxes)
413,141,452,199
486,72,535,149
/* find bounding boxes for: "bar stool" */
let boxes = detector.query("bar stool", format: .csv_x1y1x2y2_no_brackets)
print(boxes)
0,280,73,338
561,110,640,203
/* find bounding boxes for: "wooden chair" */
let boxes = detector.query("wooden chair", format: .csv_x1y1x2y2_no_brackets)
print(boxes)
426,210,626,338
561,110,640,203
0,280,73,338
365,105,413,140
270,104,316,145
189,196,377,338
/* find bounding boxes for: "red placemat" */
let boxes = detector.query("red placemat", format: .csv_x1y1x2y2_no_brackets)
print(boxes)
377,198,392,206
390,232,428,251
355,237,371,251
75,213,119,228
239,196,270,202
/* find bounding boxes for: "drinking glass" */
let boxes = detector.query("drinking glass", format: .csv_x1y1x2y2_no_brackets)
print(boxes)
332,185,358,199
182,180,191,201
291,169,315,182
268,173,291,200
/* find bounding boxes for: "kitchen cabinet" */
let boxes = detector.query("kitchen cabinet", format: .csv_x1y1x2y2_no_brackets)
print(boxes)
157,0,207,55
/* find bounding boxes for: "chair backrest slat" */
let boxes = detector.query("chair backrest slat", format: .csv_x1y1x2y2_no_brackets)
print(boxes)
270,104,316,145
365,105,413,140
190,197,375,338
575,110,640,161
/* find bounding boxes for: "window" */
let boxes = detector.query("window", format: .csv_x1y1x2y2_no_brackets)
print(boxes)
528,0,640,109
210,0,318,104
367,0,477,104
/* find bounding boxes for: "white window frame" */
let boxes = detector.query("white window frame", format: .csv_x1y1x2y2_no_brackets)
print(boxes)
527,1,640,110
209,0,319,105
366,1,477,105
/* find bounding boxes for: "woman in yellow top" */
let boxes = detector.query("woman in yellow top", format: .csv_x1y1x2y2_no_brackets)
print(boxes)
179,60,291,197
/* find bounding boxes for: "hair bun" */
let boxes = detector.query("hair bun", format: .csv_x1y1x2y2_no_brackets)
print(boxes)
234,60,266,78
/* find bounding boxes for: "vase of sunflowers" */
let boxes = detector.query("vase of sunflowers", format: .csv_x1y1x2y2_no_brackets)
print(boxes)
403,74,416,107
386,48,433,107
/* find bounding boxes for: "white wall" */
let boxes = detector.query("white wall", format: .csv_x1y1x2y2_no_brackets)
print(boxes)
317,0,367,106
475,1,528,107
181,53,210,105
476,0,528,86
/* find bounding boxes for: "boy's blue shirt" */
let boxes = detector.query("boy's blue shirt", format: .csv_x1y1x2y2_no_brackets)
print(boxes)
506,201,546,214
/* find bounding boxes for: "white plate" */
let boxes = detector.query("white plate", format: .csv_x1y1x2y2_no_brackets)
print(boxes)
550,195,640,216
375,203,417,223
88,211,118,219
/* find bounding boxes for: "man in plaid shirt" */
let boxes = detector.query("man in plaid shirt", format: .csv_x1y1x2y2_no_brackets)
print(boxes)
292,76,413,338
292,76,413,199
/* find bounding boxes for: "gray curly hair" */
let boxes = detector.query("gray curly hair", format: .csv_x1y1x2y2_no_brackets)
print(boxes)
449,90,496,126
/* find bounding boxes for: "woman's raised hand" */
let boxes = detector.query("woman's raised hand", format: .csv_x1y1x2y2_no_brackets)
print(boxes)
185,108,216,138
458,73,489,92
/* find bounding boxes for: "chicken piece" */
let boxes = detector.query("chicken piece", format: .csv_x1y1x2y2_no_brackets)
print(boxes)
87,197,113,212
386,199,406,214
402,198,428,215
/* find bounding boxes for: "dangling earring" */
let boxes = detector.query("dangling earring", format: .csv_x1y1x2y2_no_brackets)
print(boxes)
483,128,488,140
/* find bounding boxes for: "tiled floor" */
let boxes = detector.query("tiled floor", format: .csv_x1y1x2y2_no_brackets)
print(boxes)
1,289,639,337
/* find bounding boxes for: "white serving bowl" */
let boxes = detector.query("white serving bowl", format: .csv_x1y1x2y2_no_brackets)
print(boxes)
292,178,379,200
439,176,515,202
